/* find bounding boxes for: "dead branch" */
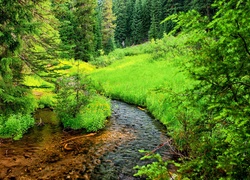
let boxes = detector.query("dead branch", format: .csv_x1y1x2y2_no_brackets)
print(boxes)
60,133,96,144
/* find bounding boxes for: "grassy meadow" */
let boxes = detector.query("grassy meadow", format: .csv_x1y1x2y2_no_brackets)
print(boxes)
90,35,194,129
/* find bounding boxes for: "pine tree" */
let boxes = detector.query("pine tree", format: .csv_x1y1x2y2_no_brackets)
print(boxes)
94,4,103,55
101,0,116,54
125,0,135,45
52,0,76,59
141,0,151,41
131,0,143,44
73,0,97,61
149,0,162,39
0,0,39,115
185,0,215,18
114,0,127,47
21,0,61,77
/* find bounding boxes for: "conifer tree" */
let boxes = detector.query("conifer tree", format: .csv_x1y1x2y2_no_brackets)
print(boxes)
52,0,76,59
141,0,151,41
114,0,127,47
22,0,61,76
185,0,215,18
101,0,116,54
131,0,143,44
94,4,103,55
73,0,97,61
125,0,135,45
149,0,162,39
0,0,39,115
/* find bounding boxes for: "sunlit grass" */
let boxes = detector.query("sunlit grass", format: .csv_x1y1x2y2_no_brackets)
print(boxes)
55,59,96,75
23,75,54,88
90,39,194,127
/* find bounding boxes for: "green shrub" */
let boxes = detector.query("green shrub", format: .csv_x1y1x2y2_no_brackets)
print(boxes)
38,94,56,108
79,95,111,132
56,74,111,132
56,75,89,128
134,150,173,180
0,114,35,140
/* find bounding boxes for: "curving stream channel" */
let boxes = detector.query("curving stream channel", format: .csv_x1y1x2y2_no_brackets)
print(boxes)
0,100,170,180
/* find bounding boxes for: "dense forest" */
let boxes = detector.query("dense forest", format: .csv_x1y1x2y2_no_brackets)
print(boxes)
0,0,249,179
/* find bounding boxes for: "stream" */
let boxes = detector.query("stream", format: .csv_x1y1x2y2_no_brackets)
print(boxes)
0,100,170,180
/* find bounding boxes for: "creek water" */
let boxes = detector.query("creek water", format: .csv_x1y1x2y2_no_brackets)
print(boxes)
0,100,170,179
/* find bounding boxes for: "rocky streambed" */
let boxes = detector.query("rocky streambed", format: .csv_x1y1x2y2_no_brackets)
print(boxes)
0,100,170,179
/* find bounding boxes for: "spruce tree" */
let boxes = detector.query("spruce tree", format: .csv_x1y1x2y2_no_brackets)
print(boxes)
52,0,76,59
149,0,162,39
185,0,215,18
73,0,97,61
114,0,127,47
94,4,103,55
21,0,61,77
125,0,135,45
0,0,38,115
141,0,151,41
101,0,116,54
131,0,143,44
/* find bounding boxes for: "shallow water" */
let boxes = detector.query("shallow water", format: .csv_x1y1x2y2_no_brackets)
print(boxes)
91,100,170,180
0,100,170,179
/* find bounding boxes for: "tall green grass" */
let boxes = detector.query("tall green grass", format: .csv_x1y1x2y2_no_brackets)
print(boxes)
90,36,194,128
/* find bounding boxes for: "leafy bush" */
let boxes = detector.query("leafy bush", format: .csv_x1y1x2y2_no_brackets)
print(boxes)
0,114,35,140
90,44,149,67
134,150,174,180
55,75,89,127
77,95,111,132
148,34,188,62
90,48,126,67
162,2,250,179
38,94,56,108
56,74,111,132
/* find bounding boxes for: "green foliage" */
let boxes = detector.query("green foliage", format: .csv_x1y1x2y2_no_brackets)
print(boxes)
52,0,76,59
162,0,250,179
0,114,35,140
112,0,215,46
148,34,188,61
91,8,250,176
148,0,163,40
133,150,172,180
55,73,110,132
90,39,190,107
55,75,90,125
0,0,40,117
20,0,61,79
101,0,116,54
77,95,111,132
38,94,56,109
113,0,127,47
94,5,103,55
131,0,143,44
24,75,54,89
73,0,97,61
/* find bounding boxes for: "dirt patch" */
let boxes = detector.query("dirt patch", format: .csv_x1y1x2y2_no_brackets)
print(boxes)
0,128,135,180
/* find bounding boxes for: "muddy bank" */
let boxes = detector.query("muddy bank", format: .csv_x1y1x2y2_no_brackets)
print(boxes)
0,101,170,180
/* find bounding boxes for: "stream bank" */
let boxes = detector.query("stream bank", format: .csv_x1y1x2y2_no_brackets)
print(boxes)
0,100,170,179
